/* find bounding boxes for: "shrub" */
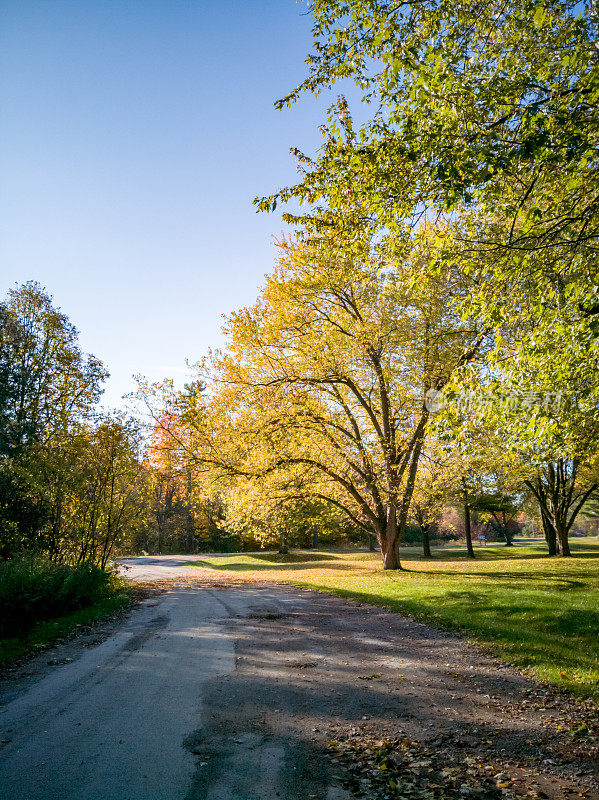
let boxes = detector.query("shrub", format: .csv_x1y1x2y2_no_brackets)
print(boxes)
0,557,127,638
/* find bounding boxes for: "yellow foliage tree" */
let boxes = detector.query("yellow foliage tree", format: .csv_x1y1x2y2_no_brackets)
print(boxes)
161,227,489,569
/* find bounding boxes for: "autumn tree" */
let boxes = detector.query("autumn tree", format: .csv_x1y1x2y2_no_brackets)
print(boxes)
136,399,236,554
223,462,350,552
150,227,488,569
144,418,187,553
410,443,456,557
269,1,599,265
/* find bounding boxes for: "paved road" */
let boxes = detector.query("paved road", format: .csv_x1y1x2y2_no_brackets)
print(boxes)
0,558,595,800
119,554,212,581
118,553,285,582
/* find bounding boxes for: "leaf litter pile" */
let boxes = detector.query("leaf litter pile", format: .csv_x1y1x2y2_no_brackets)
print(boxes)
327,734,512,800
326,731,587,800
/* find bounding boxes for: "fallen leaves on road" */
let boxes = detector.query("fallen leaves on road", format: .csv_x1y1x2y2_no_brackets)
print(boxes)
496,687,599,764
328,734,518,800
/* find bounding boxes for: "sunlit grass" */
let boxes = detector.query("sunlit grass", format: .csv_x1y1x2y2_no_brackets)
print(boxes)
187,539,599,699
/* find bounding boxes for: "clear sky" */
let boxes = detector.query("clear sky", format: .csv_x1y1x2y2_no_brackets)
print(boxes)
0,0,336,408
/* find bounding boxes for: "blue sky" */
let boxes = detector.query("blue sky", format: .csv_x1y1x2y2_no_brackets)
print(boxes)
0,0,338,407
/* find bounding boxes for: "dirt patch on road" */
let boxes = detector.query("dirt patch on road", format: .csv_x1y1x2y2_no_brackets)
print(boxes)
127,574,255,591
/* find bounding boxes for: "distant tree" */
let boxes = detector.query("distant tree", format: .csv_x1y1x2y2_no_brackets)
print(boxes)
410,445,455,557
473,492,523,546
525,459,599,557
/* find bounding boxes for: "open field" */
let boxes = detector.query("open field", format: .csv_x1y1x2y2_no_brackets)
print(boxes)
185,540,599,699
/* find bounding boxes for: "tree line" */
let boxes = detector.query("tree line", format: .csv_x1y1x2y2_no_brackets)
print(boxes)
0,283,143,564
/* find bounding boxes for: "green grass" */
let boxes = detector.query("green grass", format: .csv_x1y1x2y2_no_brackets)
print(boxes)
0,592,131,666
187,540,599,700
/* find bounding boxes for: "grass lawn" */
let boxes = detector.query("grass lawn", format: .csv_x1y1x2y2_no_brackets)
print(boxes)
187,539,599,700
0,592,132,666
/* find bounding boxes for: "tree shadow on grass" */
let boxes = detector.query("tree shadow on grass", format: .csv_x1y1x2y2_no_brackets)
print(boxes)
251,552,339,564
399,567,590,590
406,544,599,563
185,557,359,573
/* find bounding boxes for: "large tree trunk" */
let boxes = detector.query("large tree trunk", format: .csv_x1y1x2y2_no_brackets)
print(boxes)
540,506,557,556
462,480,475,559
556,522,571,557
381,540,401,569
422,524,432,558
380,506,401,569
502,515,515,546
